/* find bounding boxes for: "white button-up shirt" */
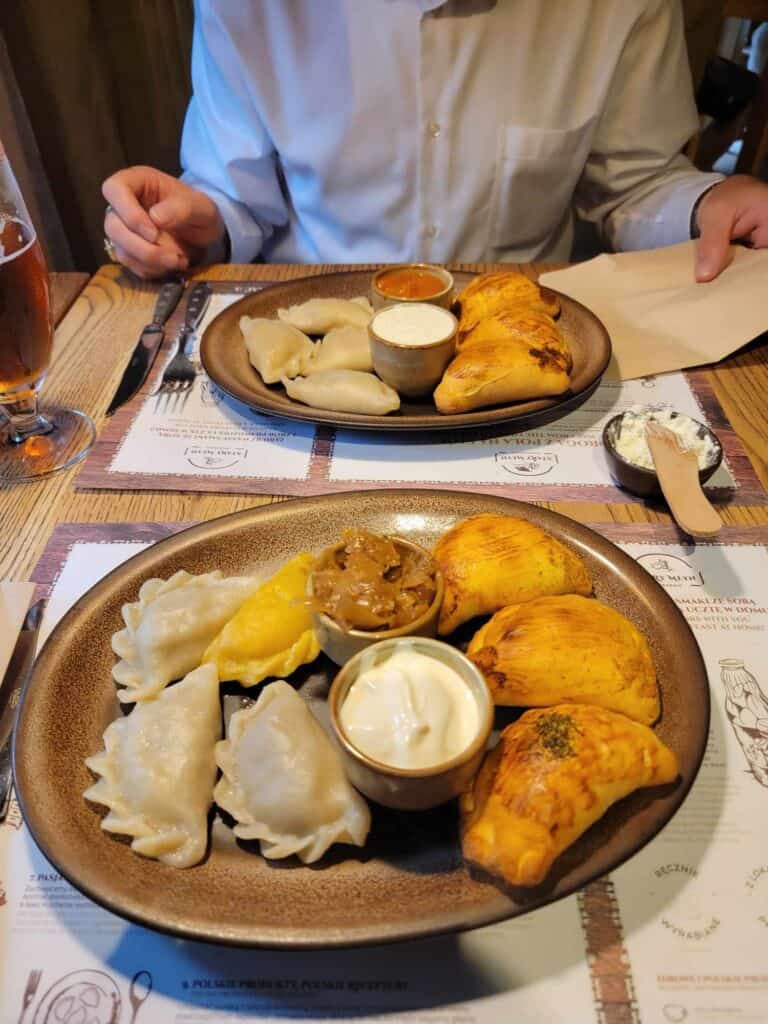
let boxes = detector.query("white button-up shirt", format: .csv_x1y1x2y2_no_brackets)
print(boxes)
181,0,722,264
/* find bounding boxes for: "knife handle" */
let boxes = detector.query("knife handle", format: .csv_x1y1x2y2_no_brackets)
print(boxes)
183,282,213,332
151,278,185,326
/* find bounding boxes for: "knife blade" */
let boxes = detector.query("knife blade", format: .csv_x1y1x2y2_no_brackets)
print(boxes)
105,277,185,415
0,599,44,821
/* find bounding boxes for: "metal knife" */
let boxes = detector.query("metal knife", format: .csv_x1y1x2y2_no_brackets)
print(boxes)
0,599,44,821
178,281,212,359
105,277,185,415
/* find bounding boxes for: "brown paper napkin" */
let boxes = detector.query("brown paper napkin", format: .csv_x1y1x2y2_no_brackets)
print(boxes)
539,241,768,380
0,582,35,684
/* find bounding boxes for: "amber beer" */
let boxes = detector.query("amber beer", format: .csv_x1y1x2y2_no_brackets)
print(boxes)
0,216,52,396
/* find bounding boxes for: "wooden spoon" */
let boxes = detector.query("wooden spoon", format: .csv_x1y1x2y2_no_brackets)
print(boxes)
646,421,722,538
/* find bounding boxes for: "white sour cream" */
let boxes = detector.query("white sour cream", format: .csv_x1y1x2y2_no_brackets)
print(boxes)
371,303,456,348
614,405,720,471
339,649,478,770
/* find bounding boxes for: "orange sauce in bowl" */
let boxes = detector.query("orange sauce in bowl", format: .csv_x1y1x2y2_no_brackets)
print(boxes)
376,267,447,300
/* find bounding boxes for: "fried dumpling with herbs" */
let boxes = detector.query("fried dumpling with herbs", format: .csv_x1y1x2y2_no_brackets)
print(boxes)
203,553,320,687
461,704,678,887
456,272,560,336
434,514,592,635
433,334,571,414
468,595,659,724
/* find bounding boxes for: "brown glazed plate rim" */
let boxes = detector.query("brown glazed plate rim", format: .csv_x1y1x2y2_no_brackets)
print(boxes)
200,269,612,432
13,491,709,948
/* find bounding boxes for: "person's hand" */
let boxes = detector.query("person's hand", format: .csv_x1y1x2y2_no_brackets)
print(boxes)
102,166,226,279
694,174,768,282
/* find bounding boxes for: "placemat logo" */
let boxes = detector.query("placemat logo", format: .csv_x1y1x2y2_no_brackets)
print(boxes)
184,446,248,471
637,553,705,588
494,452,559,477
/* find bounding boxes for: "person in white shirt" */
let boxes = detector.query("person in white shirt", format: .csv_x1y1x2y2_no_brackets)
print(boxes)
102,0,768,282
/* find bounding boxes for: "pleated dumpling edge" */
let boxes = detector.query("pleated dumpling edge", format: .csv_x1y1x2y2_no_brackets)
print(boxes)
214,680,371,863
84,663,222,869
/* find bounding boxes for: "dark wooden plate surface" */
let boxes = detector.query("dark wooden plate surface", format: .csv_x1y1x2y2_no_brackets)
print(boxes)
200,270,612,432
14,492,708,948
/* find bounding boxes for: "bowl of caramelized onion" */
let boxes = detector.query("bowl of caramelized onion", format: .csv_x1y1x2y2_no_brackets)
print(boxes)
310,528,444,666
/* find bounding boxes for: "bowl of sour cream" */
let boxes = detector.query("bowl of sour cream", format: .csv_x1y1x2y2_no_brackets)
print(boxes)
368,302,458,398
329,636,493,810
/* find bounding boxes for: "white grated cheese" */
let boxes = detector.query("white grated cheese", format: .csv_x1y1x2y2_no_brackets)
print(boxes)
612,405,720,471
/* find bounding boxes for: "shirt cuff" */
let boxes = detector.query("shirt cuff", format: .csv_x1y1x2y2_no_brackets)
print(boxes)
180,175,265,265
689,180,726,239
610,171,725,251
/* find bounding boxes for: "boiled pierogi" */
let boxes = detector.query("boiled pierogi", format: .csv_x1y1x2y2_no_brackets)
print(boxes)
240,316,314,383
283,370,400,415
300,325,373,375
214,680,371,863
277,296,373,334
84,663,221,868
112,570,258,703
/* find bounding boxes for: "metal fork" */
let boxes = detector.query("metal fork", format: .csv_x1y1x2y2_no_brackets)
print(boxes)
155,283,212,412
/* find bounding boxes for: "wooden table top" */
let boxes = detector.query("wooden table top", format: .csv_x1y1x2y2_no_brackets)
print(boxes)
1,261,767,582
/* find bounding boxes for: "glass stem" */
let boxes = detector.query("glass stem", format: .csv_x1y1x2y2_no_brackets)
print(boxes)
2,391,54,444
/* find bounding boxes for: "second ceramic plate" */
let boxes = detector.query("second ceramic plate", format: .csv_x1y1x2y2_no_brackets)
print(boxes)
200,270,611,432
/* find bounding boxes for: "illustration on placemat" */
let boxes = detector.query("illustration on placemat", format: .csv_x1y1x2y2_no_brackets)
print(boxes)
720,659,768,787
17,969,41,1023
127,971,152,1024
23,967,153,1024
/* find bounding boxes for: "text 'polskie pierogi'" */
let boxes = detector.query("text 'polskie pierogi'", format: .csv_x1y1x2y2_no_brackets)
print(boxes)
84,512,676,890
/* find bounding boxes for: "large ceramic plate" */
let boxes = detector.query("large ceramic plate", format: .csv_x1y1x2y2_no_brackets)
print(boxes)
200,270,611,432
14,492,708,948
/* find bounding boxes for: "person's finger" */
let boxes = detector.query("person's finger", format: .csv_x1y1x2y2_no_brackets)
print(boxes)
110,242,162,281
749,222,768,249
149,189,224,250
149,193,195,232
731,209,761,240
695,198,736,282
102,171,160,244
106,211,188,274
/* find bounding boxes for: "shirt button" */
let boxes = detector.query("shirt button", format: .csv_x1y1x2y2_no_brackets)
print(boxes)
428,121,441,138
423,224,439,239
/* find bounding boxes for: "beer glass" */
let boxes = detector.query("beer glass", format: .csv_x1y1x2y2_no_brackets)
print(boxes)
0,148,95,481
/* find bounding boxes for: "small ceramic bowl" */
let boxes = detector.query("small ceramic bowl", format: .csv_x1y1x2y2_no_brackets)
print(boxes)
603,411,723,498
371,263,454,310
369,303,458,398
329,636,494,811
310,536,444,666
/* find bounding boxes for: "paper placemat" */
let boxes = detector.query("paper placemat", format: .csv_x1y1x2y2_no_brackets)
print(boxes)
75,287,766,504
595,524,768,1024
4,519,768,1022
